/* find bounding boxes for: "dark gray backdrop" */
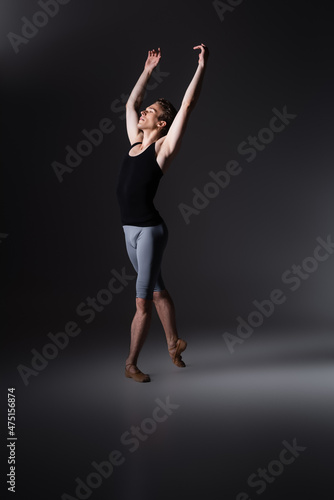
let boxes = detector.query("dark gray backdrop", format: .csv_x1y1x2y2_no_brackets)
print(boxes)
2,1,334,499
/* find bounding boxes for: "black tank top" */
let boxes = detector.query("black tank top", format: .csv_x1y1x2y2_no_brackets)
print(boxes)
116,142,164,226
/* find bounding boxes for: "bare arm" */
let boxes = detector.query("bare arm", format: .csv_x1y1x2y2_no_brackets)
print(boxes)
182,44,209,108
126,48,161,144
157,43,209,167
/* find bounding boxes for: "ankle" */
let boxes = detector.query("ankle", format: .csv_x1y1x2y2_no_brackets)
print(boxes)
167,337,178,349
125,358,137,368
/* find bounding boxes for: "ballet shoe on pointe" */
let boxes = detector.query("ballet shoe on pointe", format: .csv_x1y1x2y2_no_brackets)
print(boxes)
168,339,187,367
125,364,151,383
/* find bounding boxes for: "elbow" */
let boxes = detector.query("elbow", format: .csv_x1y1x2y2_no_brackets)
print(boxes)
126,98,140,110
182,100,195,111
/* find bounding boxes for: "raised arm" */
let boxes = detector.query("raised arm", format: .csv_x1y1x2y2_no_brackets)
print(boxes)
157,43,209,168
125,48,161,144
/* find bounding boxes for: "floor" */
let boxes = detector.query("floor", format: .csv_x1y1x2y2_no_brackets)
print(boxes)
8,327,334,500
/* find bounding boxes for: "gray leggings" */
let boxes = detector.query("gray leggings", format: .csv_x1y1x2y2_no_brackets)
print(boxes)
122,222,168,300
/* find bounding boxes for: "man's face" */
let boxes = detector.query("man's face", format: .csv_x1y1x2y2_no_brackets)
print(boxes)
139,103,165,132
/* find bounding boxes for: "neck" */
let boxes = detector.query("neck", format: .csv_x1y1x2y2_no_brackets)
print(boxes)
140,130,162,149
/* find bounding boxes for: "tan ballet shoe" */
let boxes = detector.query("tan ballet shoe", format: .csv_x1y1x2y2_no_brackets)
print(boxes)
168,339,187,368
125,364,151,383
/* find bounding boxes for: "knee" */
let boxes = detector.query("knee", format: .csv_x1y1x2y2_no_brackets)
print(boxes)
153,289,169,305
136,298,153,315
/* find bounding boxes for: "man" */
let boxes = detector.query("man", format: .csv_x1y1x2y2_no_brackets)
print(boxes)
116,44,209,382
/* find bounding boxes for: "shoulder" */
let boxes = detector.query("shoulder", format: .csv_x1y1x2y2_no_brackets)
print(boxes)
154,135,167,155
155,136,174,174
130,131,143,146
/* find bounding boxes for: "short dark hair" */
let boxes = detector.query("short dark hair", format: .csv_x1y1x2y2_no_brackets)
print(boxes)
156,98,177,136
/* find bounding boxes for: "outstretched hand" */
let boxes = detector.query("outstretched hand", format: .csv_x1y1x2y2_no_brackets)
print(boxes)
193,43,209,66
144,48,161,71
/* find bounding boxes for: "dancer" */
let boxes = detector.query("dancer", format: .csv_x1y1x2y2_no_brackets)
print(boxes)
116,44,209,382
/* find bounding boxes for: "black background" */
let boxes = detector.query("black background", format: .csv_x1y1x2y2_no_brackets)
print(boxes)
2,1,334,499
